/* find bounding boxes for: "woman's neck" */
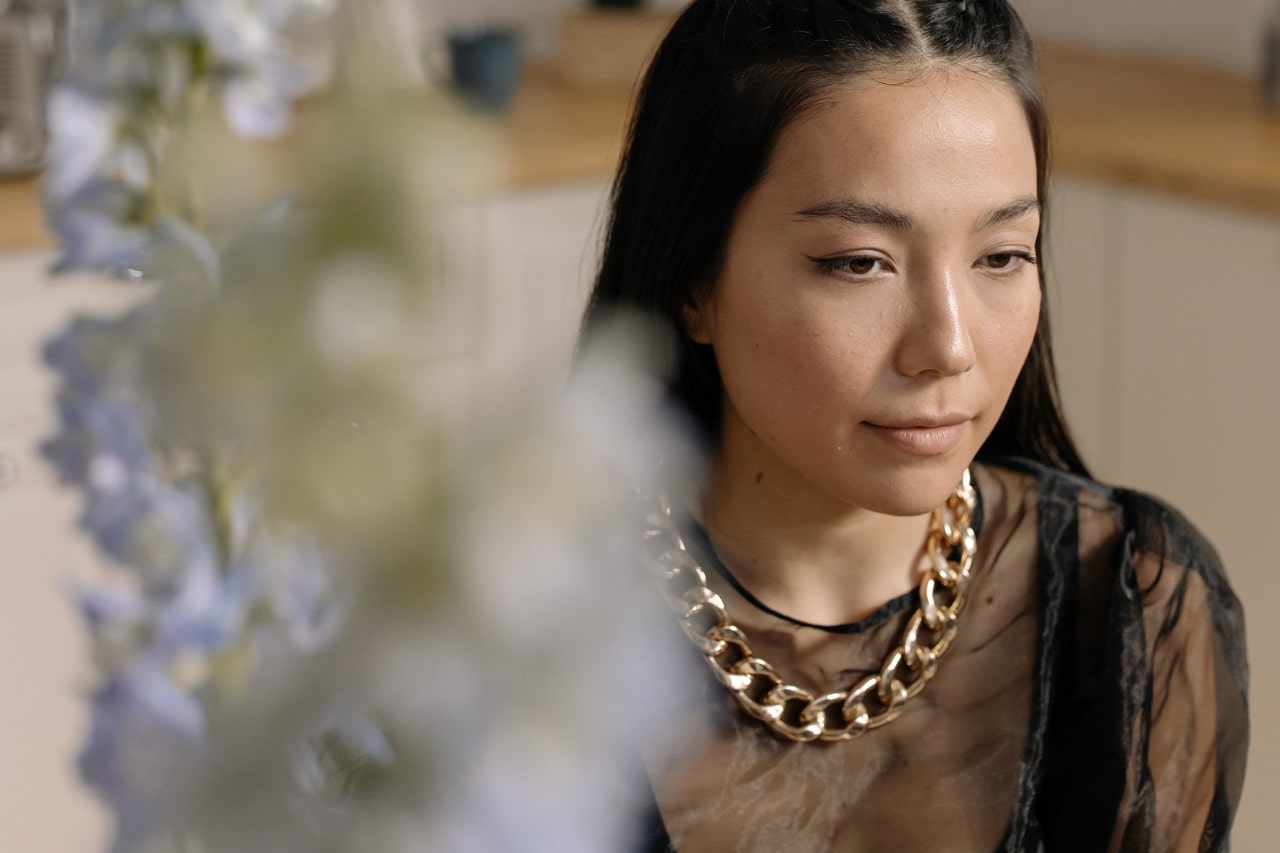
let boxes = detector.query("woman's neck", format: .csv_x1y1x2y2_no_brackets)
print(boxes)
699,445,934,627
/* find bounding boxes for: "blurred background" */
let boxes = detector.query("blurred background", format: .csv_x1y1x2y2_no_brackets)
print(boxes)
1,0,1277,848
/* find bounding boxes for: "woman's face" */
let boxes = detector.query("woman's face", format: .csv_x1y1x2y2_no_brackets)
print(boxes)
686,67,1041,516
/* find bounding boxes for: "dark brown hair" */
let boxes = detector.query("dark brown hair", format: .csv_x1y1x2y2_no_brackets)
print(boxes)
580,0,1088,475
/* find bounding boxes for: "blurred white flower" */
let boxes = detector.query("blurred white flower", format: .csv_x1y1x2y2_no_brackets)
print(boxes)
42,5,697,853
156,324,698,853
185,0,338,137
310,251,409,365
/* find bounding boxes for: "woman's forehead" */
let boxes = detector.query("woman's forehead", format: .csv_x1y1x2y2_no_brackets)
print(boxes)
756,67,1037,219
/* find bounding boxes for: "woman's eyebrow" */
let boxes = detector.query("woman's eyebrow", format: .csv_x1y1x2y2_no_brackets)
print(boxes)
790,196,1040,232
974,196,1040,230
791,200,919,232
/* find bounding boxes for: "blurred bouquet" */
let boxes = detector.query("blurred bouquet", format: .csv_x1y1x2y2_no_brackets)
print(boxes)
39,2,692,851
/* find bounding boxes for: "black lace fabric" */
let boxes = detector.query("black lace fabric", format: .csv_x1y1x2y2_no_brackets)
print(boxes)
637,460,1249,852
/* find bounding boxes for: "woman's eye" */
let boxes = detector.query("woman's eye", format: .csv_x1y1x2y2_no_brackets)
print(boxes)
979,251,1037,272
811,255,886,276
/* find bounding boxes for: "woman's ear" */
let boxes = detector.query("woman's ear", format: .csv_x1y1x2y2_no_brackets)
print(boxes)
682,292,714,345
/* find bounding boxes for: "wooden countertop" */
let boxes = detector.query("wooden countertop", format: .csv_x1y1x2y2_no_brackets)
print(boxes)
5,41,1280,252
1038,44,1280,217
0,176,48,250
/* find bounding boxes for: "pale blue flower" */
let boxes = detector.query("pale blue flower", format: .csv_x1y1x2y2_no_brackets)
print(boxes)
235,528,346,652
79,665,205,849
74,480,237,653
46,196,153,276
42,84,154,275
219,73,295,138
41,309,169,567
47,1,326,275
76,583,151,633
66,2,201,102
43,311,156,468
44,88,131,201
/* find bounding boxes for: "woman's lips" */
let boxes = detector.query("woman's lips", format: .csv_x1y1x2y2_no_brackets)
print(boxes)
863,420,969,456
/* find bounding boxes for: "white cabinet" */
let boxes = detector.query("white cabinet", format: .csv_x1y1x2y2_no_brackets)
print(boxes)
1116,191,1280,566
471,179,611,393
1047,177,1280,848
1049,176,1280,566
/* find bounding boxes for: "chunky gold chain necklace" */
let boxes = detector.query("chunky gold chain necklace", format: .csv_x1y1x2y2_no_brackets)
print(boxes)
641,469,978,743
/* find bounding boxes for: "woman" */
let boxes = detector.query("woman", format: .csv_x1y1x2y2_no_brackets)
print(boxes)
580,0,1248,850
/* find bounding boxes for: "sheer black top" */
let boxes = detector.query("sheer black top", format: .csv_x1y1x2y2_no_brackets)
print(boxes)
637,460,1249,851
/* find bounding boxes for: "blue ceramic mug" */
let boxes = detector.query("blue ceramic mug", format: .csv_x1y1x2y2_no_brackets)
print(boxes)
447,29,522,113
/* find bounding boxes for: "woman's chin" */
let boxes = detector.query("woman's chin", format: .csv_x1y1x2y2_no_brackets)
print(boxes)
830,460,975,517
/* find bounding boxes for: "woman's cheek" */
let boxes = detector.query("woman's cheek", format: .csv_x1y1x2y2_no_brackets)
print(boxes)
996,287,1041,388
1016,285,1042,354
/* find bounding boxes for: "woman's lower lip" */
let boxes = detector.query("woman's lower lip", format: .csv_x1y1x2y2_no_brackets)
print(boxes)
864,422,968,456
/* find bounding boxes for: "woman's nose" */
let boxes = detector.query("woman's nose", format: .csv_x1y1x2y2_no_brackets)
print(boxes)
892,265,977,378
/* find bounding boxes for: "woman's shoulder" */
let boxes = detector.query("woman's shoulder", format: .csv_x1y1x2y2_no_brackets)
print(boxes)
977,457,1245,671
976,458,1250,848
977,455,1222,574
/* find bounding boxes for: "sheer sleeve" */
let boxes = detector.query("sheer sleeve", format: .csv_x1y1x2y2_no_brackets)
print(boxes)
1003,465,1248,852
1111,495,1249,851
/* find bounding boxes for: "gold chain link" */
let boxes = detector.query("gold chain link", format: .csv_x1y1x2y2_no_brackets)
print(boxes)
641,469,977,743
